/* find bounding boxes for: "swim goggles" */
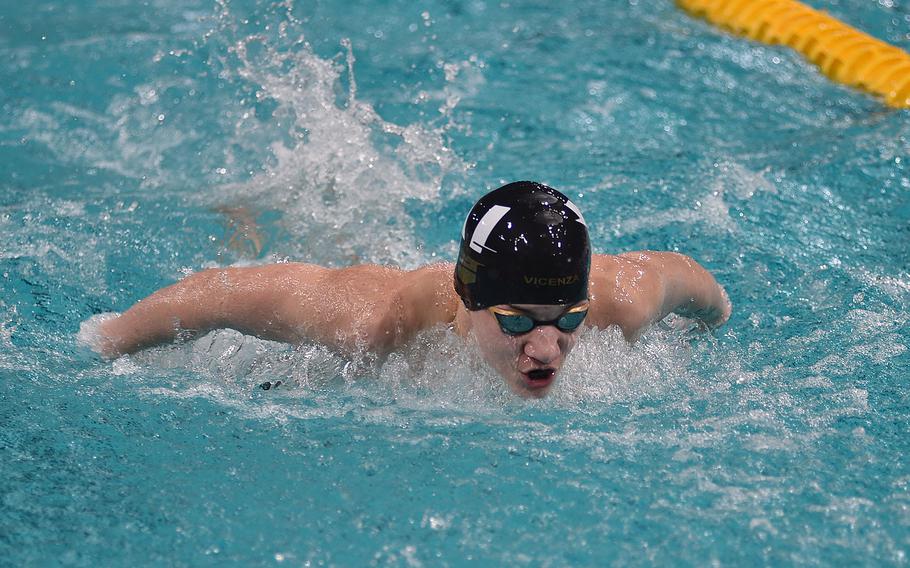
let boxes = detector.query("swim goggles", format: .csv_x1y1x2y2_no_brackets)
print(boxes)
488,303,589,336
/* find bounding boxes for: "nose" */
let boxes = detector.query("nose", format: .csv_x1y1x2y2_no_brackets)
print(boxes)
522,325,562,364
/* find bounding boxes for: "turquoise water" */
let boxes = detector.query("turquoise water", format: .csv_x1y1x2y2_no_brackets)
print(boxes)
3,0,910,564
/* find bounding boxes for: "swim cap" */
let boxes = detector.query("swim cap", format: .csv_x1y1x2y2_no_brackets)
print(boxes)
454,181,591,310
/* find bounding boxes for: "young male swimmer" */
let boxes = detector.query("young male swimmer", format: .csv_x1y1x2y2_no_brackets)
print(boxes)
91,181,731,398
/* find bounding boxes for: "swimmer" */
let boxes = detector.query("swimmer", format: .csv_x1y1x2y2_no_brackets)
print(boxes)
90,181,731,398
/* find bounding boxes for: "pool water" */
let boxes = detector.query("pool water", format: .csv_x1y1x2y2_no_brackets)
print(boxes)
2,0,910,564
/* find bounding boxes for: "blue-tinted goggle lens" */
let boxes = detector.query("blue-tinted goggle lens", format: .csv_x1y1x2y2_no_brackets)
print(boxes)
491,307,588,336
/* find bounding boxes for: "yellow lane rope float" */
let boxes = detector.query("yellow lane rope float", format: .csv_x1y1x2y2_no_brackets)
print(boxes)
676,0,910,108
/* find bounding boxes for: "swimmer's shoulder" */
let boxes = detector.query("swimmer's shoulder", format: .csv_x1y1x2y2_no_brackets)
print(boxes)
588,253,663,338
399,262,458,325
362,262,457,350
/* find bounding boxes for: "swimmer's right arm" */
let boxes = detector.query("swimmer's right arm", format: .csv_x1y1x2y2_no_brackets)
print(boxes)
93,262,455,358
95,264,316,357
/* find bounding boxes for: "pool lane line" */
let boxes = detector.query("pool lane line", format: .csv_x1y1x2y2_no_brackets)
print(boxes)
677,0,910,108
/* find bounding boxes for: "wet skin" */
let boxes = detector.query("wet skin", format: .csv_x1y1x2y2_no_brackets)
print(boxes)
464,303,585,399
94,254,731,398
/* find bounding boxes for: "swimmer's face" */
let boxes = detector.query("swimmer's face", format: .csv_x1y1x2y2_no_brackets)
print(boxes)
467,303,585,399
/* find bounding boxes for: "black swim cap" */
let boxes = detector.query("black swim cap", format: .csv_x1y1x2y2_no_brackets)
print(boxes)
454,181,591,310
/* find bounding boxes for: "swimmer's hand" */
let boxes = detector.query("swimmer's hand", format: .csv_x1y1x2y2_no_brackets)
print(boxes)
676,284,732,329
712,285,733,328
664,295,731,335
77,313,123,358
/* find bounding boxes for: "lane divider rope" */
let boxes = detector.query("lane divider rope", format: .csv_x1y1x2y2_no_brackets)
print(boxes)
677,0,910,108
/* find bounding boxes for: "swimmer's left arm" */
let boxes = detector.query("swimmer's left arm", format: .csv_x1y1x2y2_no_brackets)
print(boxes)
589,252,731,339
645,251,731,327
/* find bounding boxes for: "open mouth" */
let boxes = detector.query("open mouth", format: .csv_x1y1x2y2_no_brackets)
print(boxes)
522,368,556,389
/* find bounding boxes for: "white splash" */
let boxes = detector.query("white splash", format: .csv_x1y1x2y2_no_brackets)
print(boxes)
201,3,468,267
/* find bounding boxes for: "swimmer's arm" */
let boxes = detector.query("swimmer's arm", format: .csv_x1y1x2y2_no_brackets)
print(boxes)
590,252,731,340
632,251,730,326
94,264,320,357
94,262,455,358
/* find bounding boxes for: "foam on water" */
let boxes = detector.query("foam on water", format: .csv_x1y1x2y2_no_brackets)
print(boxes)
87,317,714,429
